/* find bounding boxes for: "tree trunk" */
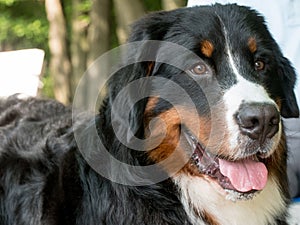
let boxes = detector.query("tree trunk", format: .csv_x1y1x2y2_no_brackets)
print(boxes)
75,0,111,110
70,0,89,99
87,0,111,65
113,0,145,44
162,0,186,10
45,0,71,104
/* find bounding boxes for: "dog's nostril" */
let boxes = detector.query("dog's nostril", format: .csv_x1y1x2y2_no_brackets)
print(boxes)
238,117,258,131
270,116,279,126
235,103,280,143
249,118,259,129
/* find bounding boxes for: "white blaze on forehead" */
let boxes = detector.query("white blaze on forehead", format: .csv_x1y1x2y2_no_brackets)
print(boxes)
227,46,240,80
224,43,277,110
223,34,278,149
222,19,276,106
224,74,276,108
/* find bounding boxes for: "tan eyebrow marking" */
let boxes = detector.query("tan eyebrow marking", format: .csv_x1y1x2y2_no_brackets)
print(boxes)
248,37,257,53
146,62,154,76
200,40,214,58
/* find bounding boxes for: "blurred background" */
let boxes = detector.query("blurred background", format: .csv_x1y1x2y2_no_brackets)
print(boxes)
0,0,187,105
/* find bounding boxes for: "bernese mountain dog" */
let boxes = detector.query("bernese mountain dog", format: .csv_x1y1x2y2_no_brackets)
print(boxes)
0,4,299,225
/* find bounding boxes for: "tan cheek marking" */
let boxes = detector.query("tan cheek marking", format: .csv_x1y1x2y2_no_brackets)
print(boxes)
275,97,282,111
145,108,181,156
144,96,159,119
145,106,211,174
202,210,221,225
146,62,155,76
146,108,183,172
200,40,214,58
264,135,286,179
262,133,290,195
248,37,257,53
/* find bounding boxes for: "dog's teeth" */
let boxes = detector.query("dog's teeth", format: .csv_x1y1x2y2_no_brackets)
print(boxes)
225,189,258,202
192,154,199,161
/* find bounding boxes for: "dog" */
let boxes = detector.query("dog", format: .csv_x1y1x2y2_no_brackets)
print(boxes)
0,4,299,225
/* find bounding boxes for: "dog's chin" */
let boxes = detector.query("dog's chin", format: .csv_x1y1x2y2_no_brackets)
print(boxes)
183,129,270,202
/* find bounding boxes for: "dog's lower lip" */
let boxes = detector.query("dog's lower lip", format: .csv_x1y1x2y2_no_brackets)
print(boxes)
190,139,237,191
183,128,265,195
183,128,235,189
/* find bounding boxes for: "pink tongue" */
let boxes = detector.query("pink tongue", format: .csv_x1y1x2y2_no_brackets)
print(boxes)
219,158,268,192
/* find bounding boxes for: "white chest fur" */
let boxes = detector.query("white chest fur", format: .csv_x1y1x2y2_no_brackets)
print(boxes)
174,175,286,225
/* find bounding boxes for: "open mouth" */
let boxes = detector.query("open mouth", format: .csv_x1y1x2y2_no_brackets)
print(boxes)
183,129,268,200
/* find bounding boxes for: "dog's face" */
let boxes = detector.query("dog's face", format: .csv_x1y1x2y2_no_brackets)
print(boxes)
109,4,299,203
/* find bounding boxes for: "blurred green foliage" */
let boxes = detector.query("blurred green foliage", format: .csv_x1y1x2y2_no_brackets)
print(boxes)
0,0,16,6
0,0,50,96
0,0,48,51
144,0,163,12
41,70,55,98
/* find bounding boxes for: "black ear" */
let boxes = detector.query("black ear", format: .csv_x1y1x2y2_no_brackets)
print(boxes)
103,11,178,146
278,56,299,118
106,61,154,148
128,10,177,42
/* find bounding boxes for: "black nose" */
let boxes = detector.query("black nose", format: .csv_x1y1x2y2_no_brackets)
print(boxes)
235,103,280,144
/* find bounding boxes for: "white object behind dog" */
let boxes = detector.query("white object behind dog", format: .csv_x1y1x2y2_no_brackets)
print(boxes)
0,48,44,97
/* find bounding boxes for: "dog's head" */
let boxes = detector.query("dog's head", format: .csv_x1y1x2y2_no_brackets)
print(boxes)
106,4,299,201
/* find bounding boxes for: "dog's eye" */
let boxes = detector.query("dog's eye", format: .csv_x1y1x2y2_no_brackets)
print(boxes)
254,60,265,71
190,63,208,75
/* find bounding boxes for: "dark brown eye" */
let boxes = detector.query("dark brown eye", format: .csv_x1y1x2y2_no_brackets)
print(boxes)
254,60,265,71
190,63,208,75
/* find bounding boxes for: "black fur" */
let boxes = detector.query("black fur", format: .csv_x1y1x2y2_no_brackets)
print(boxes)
0,96,190,224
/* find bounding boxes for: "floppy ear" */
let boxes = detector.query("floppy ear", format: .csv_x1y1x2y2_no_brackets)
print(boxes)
278,56,299,118
106,61,154,147
102,10,179,146
107,11,179,143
